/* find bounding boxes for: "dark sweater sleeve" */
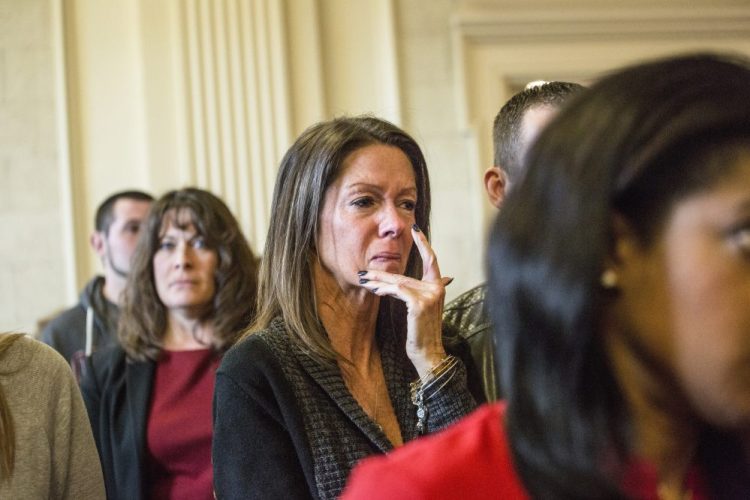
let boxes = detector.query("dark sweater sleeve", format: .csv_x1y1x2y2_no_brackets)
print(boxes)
212,339,315,500
419,332,484,433
423,362,478,433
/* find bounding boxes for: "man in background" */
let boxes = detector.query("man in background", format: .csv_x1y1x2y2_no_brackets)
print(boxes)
42,190,153,376
444,81,584,401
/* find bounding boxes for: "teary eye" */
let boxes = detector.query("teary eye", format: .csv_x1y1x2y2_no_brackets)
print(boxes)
400,199,416,211
352,197,375,208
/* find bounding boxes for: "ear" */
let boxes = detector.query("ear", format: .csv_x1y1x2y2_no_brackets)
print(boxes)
90,231,106,259
483,166,507,209
602,214,642,284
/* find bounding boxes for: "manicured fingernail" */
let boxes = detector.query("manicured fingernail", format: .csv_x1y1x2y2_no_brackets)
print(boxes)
412,224,421,232
444,277,454,286
372,288,378,293
357,270,367,276
359,278,369,284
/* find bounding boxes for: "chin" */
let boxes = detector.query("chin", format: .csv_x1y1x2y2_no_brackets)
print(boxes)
375,262,405,274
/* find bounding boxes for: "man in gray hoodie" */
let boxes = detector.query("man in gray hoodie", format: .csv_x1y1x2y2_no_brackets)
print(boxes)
41,190,153,377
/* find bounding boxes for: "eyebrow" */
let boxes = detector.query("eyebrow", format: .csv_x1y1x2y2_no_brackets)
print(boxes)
344,182,417,195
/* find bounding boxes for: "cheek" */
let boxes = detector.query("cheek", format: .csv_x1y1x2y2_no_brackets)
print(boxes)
667,255,750,424
207,258,219,284
152,258,168,289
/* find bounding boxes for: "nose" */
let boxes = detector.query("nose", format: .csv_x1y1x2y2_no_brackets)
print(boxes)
378,203,408,239
173,242,193,269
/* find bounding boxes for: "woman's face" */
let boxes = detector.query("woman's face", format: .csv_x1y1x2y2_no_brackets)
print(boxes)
616,155,750,428
153,215,219,316
316,143,417,290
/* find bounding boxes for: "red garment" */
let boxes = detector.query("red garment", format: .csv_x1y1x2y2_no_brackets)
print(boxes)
143,349,220,500
343,402,528,500
343,402,713,500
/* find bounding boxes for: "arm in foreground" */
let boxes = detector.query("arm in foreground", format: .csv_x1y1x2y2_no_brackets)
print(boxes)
212,344,313,499
49,345,106,499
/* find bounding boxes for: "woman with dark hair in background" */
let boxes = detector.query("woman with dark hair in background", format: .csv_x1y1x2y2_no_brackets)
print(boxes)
213,116,482,499
81,188,259,500
343,53,750,499
0,333,104,498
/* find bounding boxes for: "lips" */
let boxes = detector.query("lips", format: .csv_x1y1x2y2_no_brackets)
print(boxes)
370,252,401,263
170,279,198,287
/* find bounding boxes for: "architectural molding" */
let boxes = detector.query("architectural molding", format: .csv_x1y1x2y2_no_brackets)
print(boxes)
451,0,750,228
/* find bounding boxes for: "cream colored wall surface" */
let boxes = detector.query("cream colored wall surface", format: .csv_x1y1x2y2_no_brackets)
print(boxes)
396,0,486,300
392,0,750,302
0,0,68,333
4,0,750,333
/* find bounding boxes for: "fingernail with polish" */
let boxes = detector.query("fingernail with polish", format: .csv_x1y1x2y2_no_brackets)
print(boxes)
412,223,421,232
372,288,378,293
357,270,367,276
359,278,369,284
444,277,454,286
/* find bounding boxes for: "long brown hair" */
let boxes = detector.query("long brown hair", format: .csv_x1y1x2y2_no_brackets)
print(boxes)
247,115,431,363
119,188,259,361
0,333,23,482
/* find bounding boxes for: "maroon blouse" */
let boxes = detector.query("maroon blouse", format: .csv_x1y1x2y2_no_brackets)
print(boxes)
143,349,220,500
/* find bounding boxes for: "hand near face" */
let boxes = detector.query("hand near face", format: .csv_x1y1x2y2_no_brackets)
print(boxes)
358,224,450,378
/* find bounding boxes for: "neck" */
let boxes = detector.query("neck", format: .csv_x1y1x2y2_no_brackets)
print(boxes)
313,261,379,366
604,327,699,498
101,271,127,305
163,311,214,351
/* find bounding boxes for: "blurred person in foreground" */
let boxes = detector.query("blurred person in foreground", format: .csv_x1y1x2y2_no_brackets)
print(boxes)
213,116,483,500
344,53,750,499
81,188,259,500
0,333,104,498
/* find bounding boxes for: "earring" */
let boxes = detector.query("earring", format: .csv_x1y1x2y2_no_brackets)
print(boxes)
600,268,619,289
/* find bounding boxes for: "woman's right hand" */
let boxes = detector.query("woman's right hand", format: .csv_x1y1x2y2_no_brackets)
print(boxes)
357,225,451,378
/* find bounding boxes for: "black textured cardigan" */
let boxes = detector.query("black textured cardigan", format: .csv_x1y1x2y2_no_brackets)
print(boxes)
212,316,481,499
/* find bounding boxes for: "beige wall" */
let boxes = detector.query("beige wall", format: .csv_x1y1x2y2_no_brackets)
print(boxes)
0,0,72,333
2,0,750,333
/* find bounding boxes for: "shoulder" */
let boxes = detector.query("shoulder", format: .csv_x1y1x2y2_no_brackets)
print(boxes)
444,284,488,320
0,337,79,412
443,284,491,338
445,284,488,312
1,335,68,376
219,318,295,386
344,402,528,499
40,303,85,337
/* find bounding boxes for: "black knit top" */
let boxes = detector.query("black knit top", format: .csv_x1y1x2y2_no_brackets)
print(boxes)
212,316,479,499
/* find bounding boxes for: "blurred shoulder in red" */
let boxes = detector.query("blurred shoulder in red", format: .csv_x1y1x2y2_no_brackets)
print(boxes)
342,402,529,500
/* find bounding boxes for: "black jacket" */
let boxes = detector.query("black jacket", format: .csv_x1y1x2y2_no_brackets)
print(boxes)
443,284,499,401
213,317,482,500
79,345,154,500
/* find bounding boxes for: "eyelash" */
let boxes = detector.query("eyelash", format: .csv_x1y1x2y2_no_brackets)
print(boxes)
352,197,374,208
157,238,208,250
350,197,417,211
400,200,416,211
